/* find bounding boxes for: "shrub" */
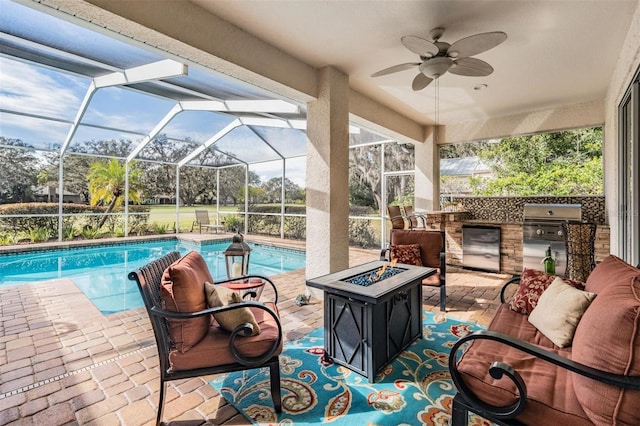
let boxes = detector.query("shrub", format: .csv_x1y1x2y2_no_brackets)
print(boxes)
0,202,150,239
349,219,377,248
28,226,51,243
62,225,76,241
151,222,168,234
0,232,18,245
224,215,244,232
81,227,103,239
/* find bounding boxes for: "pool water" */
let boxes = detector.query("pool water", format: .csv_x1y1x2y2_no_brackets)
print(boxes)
0,239,305,314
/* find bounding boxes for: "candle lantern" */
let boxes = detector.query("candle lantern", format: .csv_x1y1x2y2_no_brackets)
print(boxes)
224,231,251,279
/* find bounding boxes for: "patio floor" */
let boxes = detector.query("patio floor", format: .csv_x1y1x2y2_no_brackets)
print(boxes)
0,235,513,425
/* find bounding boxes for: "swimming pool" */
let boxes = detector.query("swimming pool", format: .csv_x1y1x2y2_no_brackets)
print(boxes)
0,239,305,314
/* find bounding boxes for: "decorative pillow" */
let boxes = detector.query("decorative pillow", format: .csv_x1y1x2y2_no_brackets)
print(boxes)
509,268,583,314
204,282,260,336
390,244,423,266
572,271,640,426
528,277,596,348
161,251,213,353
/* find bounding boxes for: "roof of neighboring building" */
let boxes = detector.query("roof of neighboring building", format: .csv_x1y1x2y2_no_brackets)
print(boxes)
440,157,492,177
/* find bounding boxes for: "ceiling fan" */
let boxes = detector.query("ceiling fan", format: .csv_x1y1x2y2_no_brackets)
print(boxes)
371,27,507,91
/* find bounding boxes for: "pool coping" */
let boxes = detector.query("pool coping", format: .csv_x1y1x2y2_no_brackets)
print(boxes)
0,233,307,256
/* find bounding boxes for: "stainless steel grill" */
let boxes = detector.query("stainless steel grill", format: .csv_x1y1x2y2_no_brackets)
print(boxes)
522,203,582,276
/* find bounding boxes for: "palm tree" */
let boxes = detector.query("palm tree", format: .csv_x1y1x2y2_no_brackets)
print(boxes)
87,159,142,230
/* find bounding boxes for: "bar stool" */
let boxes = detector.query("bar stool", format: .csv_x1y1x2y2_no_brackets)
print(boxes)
563,221,597,282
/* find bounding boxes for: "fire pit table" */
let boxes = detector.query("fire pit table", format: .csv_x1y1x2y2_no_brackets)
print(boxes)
306,260,435,382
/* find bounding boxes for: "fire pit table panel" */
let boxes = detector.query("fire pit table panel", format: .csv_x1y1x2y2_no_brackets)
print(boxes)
307,261,435,382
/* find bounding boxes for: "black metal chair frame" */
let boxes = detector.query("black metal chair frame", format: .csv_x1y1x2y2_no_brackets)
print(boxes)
128,251,283,425
448,276,640,425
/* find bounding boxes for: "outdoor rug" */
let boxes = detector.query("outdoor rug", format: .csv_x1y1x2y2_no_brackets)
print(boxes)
210,312,486,425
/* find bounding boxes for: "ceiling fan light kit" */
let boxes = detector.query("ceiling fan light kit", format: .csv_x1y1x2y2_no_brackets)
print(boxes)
419,57,453,78
372,27,507,91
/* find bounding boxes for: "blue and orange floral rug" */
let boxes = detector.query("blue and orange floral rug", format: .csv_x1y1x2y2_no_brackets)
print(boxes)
210,312,484,425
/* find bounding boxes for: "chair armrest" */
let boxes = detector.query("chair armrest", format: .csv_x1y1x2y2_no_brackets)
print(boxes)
500,276,521,303
216,275,279,304
406,213,427,229
449,330,640,421
380,246,390,261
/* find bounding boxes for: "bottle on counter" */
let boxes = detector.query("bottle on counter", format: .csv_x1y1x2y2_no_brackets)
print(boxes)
543,246,556,275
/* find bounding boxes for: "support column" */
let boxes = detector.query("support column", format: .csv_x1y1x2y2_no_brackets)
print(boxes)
306,66,350,281
414,125,439,212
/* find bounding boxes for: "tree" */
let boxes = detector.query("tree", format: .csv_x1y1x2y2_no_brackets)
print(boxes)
261,177,304,204
349,142,416,211
87,159,143,229
0,138,39,203
472,127,603,196
218,167,260,206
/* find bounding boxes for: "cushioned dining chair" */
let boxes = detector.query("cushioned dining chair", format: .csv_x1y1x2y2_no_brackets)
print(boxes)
403,205,427,229
381,229,447,311
387,204,406,229
129,250,282,425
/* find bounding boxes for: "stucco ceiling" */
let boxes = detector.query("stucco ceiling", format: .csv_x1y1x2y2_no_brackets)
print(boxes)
191,0,638,126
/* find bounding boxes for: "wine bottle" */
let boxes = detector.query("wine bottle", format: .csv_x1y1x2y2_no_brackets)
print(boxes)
543,246,556,275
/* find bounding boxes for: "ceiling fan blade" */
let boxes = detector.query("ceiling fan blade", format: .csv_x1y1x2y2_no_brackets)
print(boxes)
446,31,507,58
412,73,433,91
401,35,438,57
449,57,494,76
371,62,420,77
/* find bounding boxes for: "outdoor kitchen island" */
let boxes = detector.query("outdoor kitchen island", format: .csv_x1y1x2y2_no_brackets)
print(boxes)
307,261,435,382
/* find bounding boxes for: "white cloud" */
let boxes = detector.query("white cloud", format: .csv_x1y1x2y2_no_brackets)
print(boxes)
0,58,85,120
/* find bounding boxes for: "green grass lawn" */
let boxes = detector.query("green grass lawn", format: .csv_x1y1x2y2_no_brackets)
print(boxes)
147,205,239,231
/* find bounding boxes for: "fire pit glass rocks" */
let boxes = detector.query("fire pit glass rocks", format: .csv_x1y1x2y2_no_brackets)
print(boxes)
345,266,407,286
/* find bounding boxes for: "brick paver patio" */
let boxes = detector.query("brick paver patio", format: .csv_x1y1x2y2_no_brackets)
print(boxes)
0,236,512,425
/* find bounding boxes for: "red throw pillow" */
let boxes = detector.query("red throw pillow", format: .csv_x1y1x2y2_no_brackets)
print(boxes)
390,244,423,266
509,268,583,314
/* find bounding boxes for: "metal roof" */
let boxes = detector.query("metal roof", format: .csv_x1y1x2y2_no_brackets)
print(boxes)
0,0,312,168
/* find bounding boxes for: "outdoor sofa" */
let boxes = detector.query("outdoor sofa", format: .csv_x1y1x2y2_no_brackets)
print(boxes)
449,254,640,425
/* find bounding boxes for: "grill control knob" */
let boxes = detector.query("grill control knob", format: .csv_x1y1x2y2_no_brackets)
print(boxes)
557,230,564,236
536,228,544,235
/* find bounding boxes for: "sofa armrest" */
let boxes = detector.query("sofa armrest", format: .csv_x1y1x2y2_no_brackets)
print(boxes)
499,276,521,304
449,330,640,421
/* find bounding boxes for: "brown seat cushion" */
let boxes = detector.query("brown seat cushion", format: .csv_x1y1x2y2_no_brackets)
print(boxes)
455,304,589,425
390,229,443,269
422,268,441,286
169,302,282,371
572,260,640,426
161,251,213,353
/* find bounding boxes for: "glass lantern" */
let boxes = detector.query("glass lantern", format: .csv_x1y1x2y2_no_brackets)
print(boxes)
223,231,251,279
